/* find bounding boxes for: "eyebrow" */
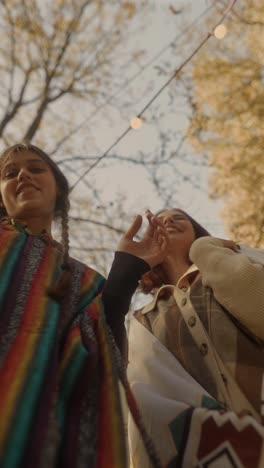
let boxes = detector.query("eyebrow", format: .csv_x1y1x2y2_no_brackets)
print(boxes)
158,213,187,218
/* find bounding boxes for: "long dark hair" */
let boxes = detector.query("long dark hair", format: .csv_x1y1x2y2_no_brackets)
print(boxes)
140,208,210,294
0,142,71,300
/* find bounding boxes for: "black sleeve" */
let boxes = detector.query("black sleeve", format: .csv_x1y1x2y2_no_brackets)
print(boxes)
102,251,150,354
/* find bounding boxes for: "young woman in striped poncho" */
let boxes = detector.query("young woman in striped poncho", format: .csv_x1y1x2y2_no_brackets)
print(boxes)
0,142,167,468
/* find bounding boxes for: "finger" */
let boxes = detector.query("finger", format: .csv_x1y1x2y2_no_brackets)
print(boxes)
150,215,164,229
157,233,164,246
158,225,170,244
143,210,156,238
151,215,169,241
159,233,169,252
158,235,165,250
145,209,154,218
145,209,164,228
124,215,143,240
125,214,143,239
157,225,170,242
151,224,166,245
222,239,240,252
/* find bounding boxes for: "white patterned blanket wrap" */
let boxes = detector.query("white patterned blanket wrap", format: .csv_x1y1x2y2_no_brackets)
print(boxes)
127,316,264,468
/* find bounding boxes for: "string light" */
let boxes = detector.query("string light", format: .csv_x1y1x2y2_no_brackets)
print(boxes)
54,4,215,157
214,24,227,39
70,0,237,192
130,116,143,130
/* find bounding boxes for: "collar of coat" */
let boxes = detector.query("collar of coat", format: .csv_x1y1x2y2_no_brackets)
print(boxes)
142,264,199,315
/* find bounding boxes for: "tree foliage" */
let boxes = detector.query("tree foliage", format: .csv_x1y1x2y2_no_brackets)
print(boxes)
0,0,136,144
0,1,208,274
0,0,141,273
188,0,264,246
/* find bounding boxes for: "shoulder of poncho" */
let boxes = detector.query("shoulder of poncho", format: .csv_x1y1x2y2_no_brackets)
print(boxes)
69,256,105,281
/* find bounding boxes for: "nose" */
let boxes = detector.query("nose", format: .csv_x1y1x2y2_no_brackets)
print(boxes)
163,216,174,227
17,167,32,181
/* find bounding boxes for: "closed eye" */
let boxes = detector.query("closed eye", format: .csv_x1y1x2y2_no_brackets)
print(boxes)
172,215,187,221
3,170,18,179
158,215,187,222
2,166,46,179
30,167,45,173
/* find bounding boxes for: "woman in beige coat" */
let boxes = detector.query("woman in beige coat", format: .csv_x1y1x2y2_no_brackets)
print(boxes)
125,208,264,468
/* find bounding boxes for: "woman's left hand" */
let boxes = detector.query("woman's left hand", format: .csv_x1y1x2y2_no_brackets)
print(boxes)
117,210,170,268
221,239,240,253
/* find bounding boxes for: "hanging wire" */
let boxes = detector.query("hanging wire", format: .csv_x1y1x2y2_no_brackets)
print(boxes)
51,3,215,157
70,0,237,192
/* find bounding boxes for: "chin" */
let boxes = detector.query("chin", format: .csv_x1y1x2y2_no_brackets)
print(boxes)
13,204,45,217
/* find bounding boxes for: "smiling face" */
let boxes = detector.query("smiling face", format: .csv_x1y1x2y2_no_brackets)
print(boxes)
0,150,57,223
157,209,196,260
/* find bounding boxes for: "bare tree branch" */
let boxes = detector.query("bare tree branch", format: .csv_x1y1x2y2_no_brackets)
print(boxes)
69,216,125,235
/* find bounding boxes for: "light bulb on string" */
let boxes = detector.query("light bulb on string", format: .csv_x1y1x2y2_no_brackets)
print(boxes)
130,116,143,130
214,24,227,39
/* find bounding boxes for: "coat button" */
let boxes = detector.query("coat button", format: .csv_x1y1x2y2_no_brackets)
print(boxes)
181,298,187,306
188,316,196,327
200,343,208,356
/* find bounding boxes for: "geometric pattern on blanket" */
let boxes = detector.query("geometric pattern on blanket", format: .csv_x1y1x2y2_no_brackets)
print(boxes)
168,396,263,468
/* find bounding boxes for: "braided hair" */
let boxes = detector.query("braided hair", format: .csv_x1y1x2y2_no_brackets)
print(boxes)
0,142,71,301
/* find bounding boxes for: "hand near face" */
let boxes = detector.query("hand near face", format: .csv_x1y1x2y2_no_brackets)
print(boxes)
117,210,170,268
220,239,240,253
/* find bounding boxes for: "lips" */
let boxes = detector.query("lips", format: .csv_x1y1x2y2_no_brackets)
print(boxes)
16,184,39,196
165,225,184,233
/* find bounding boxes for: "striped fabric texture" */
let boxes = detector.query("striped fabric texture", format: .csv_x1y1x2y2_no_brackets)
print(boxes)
0,222,127,468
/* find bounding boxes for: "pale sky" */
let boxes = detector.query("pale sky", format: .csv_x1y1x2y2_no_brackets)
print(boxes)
70,0,227,239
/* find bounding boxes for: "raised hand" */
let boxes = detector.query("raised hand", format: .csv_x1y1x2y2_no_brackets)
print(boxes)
117,210,170,268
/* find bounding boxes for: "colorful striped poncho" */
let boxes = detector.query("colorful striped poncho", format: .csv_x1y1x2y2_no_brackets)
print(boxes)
0,222,158,468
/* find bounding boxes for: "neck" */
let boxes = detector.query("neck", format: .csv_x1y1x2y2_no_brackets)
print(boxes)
14,215,52,235
162,255,191,285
